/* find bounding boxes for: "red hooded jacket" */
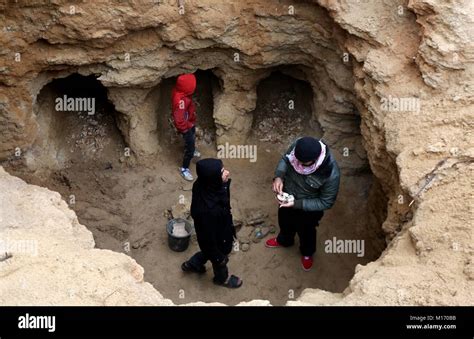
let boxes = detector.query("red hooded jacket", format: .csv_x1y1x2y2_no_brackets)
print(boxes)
172,73,197,133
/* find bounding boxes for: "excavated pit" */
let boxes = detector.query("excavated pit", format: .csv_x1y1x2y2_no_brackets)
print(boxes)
0,0,471,308
3,65,388,306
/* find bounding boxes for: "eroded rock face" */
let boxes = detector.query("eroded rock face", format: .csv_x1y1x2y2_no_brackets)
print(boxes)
291,0,474,306
0,167,173,306
409,0,473,90
0,0,472,306
0,0,363,170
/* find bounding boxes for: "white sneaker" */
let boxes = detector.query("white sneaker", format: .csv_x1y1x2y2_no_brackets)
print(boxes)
180,168,194,181
193,150,201,158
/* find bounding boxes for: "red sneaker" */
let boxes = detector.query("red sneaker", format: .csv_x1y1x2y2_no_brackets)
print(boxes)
265,237,282,248
301,256,313,271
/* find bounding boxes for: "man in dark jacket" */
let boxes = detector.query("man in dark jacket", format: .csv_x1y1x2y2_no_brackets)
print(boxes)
266,137,340,271
181,158,243,288
172,73,201,181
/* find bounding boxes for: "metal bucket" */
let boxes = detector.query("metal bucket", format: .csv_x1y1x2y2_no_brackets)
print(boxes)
166,218,193,252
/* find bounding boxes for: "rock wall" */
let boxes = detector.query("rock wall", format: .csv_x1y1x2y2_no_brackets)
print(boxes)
0,0,365,170
0,166,173,306
0,0,472,305
290,0,473,305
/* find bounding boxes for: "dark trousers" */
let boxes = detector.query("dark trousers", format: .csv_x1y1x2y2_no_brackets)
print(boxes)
187,251,229,284
276,207,324,256
181,126,196,169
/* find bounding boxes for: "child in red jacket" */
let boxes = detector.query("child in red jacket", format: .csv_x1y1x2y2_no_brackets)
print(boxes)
172,73,201,181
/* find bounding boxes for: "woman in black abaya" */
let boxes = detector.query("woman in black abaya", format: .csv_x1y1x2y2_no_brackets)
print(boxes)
181,158,243,288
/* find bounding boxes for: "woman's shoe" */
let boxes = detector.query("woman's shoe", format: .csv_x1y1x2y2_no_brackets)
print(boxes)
214,275,243,288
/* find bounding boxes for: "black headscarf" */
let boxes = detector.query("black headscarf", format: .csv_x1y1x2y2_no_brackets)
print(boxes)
192,158,230,210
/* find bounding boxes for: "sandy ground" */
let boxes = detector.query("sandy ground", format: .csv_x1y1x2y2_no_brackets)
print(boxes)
4,139,382,306
2,73,385,305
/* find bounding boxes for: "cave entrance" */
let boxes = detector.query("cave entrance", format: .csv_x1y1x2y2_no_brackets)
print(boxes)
30,73,126,171
156,69,220,159
251,70,322,144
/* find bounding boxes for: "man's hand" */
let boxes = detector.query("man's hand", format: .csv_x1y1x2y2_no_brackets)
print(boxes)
279,200,294,208
272,177,284,194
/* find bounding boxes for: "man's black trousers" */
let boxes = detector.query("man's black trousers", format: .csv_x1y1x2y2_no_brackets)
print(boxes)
276,207,324,257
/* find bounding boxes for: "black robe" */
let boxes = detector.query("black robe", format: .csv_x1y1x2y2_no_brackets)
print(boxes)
190,159,235,264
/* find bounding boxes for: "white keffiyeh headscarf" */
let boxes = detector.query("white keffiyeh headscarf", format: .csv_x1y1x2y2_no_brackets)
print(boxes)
286,140,326,175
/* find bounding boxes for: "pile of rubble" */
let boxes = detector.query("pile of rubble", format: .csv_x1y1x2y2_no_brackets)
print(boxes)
254,92,307,144
233,209,276,252
68,111,110,157
195,126,215,145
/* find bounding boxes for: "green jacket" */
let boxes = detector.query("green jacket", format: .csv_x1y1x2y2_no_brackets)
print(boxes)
274,140,340,212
